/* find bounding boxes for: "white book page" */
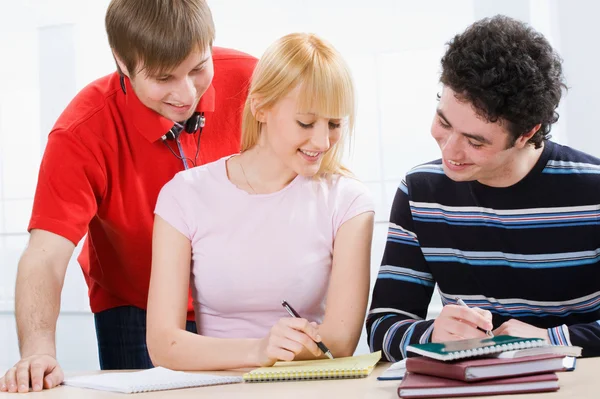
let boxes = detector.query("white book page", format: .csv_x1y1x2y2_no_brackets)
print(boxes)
63,367,242,393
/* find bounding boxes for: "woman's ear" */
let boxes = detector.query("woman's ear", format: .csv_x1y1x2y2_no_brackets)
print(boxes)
250,98,266,123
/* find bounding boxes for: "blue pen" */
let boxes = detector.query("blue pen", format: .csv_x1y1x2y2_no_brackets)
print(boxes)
281,300,334,359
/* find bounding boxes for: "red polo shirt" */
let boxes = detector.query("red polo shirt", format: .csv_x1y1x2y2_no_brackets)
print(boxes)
29,47,257,319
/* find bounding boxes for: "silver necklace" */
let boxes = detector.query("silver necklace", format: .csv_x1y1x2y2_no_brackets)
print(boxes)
239,161,257,194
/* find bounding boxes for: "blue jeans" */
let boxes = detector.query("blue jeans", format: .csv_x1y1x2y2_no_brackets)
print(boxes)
94,306,197,370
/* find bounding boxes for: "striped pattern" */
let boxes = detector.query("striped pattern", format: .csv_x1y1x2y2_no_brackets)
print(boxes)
422,248,600,269
369,314,395,354
368,307,423,320
406,163,445,176
400,321,424,359
548,325,572,346
543,160,600,174
437,291,600,318
381,318,411,362
367,141,600,360
387,223,420,246
399,180,408,195
377,265,434,286
410,202,600,229
419,324,435,344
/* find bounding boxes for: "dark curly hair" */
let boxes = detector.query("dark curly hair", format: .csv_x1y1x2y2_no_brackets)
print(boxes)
440,15,567,148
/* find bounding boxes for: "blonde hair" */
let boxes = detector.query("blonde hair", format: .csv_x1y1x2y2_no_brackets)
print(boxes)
241,33,355,177
106,0,215,77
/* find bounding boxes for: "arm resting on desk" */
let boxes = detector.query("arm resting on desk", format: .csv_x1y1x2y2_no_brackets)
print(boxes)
148,211,374,370
366,181,436,362
550,321,600,357
299,211,374,359
1,230,74,393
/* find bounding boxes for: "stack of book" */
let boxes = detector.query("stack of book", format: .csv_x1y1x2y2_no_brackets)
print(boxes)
395,335,581,398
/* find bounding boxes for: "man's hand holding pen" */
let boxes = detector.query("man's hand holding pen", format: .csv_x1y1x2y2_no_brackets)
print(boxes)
431,298,494,343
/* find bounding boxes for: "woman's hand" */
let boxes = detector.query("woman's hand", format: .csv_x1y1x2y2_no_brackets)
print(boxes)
253,318,323,366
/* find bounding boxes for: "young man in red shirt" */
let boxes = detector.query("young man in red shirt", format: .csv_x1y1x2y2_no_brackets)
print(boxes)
0,0,256,393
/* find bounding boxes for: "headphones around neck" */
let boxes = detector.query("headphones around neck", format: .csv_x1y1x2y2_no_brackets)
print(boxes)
161,112,206,141
160,112,206,169
119,73,205,168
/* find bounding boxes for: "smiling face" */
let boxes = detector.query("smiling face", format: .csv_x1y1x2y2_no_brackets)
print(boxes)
258,85,344,178
430,87,530,186
118,47,214,122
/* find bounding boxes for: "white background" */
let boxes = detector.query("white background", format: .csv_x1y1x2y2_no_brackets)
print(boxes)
0,0,598,372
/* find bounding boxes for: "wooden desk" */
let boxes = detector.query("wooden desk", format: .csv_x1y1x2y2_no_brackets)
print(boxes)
0,358,597,398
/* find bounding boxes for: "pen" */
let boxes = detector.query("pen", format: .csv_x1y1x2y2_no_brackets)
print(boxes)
281,300,334,360
455,297,494,337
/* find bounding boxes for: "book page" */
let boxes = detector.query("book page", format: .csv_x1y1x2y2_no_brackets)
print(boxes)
64,367,242,393
496,345,582,359
377,359,407,380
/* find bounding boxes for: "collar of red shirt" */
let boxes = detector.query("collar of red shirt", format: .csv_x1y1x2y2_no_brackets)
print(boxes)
123,76,216,143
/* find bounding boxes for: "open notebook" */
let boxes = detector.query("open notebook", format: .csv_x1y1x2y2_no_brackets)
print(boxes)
243,351,381,382
63,367,243,393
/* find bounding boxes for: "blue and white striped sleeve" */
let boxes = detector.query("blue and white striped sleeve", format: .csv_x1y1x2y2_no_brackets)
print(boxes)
548,321,600,357
366,179,436,361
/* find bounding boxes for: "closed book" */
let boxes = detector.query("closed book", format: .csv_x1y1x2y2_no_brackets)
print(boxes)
406,354,571,382
398,372,559,398
496,345,581,359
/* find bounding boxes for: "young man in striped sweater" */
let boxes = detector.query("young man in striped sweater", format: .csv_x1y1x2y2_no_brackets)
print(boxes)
367,15,600,360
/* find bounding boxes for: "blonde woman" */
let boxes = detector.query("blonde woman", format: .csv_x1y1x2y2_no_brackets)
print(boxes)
147,33,375,371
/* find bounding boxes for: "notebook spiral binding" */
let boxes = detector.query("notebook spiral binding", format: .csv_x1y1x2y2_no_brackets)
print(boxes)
444,339,545,361
244,367,368,383
132,376,242,393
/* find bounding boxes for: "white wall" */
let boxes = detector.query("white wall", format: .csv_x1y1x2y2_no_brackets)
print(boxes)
555,1,600,156
0,0,596,372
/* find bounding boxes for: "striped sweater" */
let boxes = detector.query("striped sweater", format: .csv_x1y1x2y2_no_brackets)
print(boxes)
367,140,600,360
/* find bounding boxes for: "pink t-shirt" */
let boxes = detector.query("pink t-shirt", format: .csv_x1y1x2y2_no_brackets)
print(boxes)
154,156,374,339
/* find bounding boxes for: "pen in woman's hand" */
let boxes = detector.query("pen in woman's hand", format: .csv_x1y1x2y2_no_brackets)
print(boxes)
455,297,494,337
281,300,334,359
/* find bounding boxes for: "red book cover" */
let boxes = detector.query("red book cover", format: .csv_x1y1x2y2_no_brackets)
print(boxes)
398,372,559,398
406,354,568,382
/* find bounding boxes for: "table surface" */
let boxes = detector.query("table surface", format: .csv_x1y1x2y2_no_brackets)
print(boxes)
0,358,596,398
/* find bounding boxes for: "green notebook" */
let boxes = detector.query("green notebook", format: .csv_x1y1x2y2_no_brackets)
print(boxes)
407,336,547,361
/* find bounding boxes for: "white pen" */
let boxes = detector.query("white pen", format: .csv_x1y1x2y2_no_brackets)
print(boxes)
455,297,494,337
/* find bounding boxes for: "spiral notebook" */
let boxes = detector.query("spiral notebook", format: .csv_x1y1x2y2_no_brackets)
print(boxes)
63,367,243,393
406,335,546,361
243,351,381,382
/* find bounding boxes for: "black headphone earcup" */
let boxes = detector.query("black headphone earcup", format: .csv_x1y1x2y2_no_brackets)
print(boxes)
183,112,205,133
166,125,184,140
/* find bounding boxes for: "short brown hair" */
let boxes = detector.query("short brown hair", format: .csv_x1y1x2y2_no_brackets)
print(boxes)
106,0,215,77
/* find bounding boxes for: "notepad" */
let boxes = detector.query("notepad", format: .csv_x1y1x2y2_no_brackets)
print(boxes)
378,359,407,381
63,367,243,393
243,351,381,382
406,335,546,361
